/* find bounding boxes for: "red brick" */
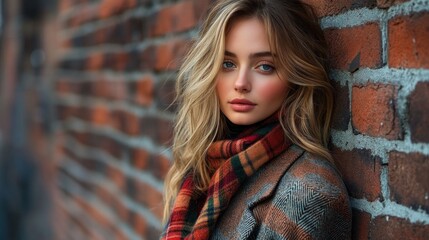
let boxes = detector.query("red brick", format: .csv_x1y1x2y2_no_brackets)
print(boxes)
99,0,137,18
111,197,129,222
155,41,178,71
124,111,140,136
331,81,350,131
389,151,429,212
155,39,190,71
70,130,90,146
105,79,127,100
67,4,98,27
59,0,73,13
377,0,410,8
157,118,174,146
114,231,127,240
388,13,429,68
131,148,170,179
113,52,129,71
302,0,353,17
93,78,110,98
110,110,140,136
56,81,79,94
95,186,114,210
370,215,429,239
127,178,164,220
409,82,429,143
352,209,371,240
155,79,177,113
90,105,110,125
87,52,104,70
303,0,377,17
75,196,112,229
131,148,149,170
151,154,171,180
192,0,212,20
97,135,123,159
57,105,80,121
325,23,382,70
130,211,148,236
107,166,126,190
61,38,72,50
67,210,96,239
332,147,382,201
151,0,197,37
134,76,153,106
140,116,174,146
351,83,402,140
140,46,156,70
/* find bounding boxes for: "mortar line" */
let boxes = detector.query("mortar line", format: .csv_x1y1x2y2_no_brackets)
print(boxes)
61,131,169,189
57,170,146,239
351,198,429,224
60,155,162,231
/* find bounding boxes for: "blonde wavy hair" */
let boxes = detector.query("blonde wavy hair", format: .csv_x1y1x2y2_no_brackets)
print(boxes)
163,0,334,221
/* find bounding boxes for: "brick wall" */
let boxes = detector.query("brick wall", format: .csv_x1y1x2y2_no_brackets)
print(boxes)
308,0,429,238
53,0,429,239
55,0,211,239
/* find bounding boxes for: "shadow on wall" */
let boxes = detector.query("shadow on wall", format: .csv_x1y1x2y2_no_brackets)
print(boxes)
0,144,54,240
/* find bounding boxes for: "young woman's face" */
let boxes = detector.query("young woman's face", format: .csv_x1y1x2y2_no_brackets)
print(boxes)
216,17,288,126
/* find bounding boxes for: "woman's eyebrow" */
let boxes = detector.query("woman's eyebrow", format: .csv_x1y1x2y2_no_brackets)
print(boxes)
224,50,274,59
250,51,273,58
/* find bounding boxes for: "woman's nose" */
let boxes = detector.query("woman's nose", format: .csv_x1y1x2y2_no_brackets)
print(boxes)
234,69,251,92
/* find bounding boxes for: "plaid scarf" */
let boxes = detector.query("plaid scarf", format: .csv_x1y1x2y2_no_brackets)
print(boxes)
162,117,291,240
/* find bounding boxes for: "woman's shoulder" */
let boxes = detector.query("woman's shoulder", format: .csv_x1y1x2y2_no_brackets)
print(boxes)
271,145,351,219
265,147,352,239
277,146,347,196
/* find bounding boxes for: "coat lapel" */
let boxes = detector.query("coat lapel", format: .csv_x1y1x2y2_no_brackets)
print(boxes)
237,145,305,239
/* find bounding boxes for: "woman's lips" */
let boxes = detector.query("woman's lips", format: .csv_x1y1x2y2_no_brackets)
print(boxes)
228,99,256,112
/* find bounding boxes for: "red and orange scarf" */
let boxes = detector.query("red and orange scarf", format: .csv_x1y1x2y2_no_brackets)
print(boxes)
162,117,291,239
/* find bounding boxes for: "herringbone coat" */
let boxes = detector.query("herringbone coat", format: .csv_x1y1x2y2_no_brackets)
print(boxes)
211,145,352,240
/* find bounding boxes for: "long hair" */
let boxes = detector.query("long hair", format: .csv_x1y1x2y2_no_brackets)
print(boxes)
163,0,334,221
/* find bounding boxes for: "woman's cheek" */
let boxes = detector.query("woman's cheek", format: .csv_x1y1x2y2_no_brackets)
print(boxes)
256,79,288,102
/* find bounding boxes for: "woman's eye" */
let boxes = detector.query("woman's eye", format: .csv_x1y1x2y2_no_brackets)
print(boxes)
257,64,275,73
222,61,235,69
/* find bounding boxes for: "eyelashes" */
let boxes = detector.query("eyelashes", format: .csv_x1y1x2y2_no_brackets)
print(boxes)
221,60,276,74
222,60,236,70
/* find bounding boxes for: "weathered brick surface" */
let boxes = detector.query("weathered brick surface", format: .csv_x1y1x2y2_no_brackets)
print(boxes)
150,0,197,37
130,147,171,180
132,76,154,106
377,0,410,8
389,151,429,212
127,177,164,220
370,216,429,239
303,0,377,17
331,81,350,131
99,0,138,18
388,13,429,69
352,209,371,240
409,82,429,143
351,83,402,140
325,23,382,70
332,147,382,201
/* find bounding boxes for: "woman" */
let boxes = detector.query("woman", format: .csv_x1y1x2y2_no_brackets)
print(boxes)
162,0,351,239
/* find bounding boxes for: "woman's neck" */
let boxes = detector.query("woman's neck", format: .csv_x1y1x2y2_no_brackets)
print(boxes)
225,119,249,139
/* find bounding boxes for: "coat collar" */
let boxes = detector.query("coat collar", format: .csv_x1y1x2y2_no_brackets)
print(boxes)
237,145,305,239
248,145,305,208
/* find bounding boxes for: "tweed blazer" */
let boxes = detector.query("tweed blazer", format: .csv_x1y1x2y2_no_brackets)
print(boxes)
210,144,352,240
